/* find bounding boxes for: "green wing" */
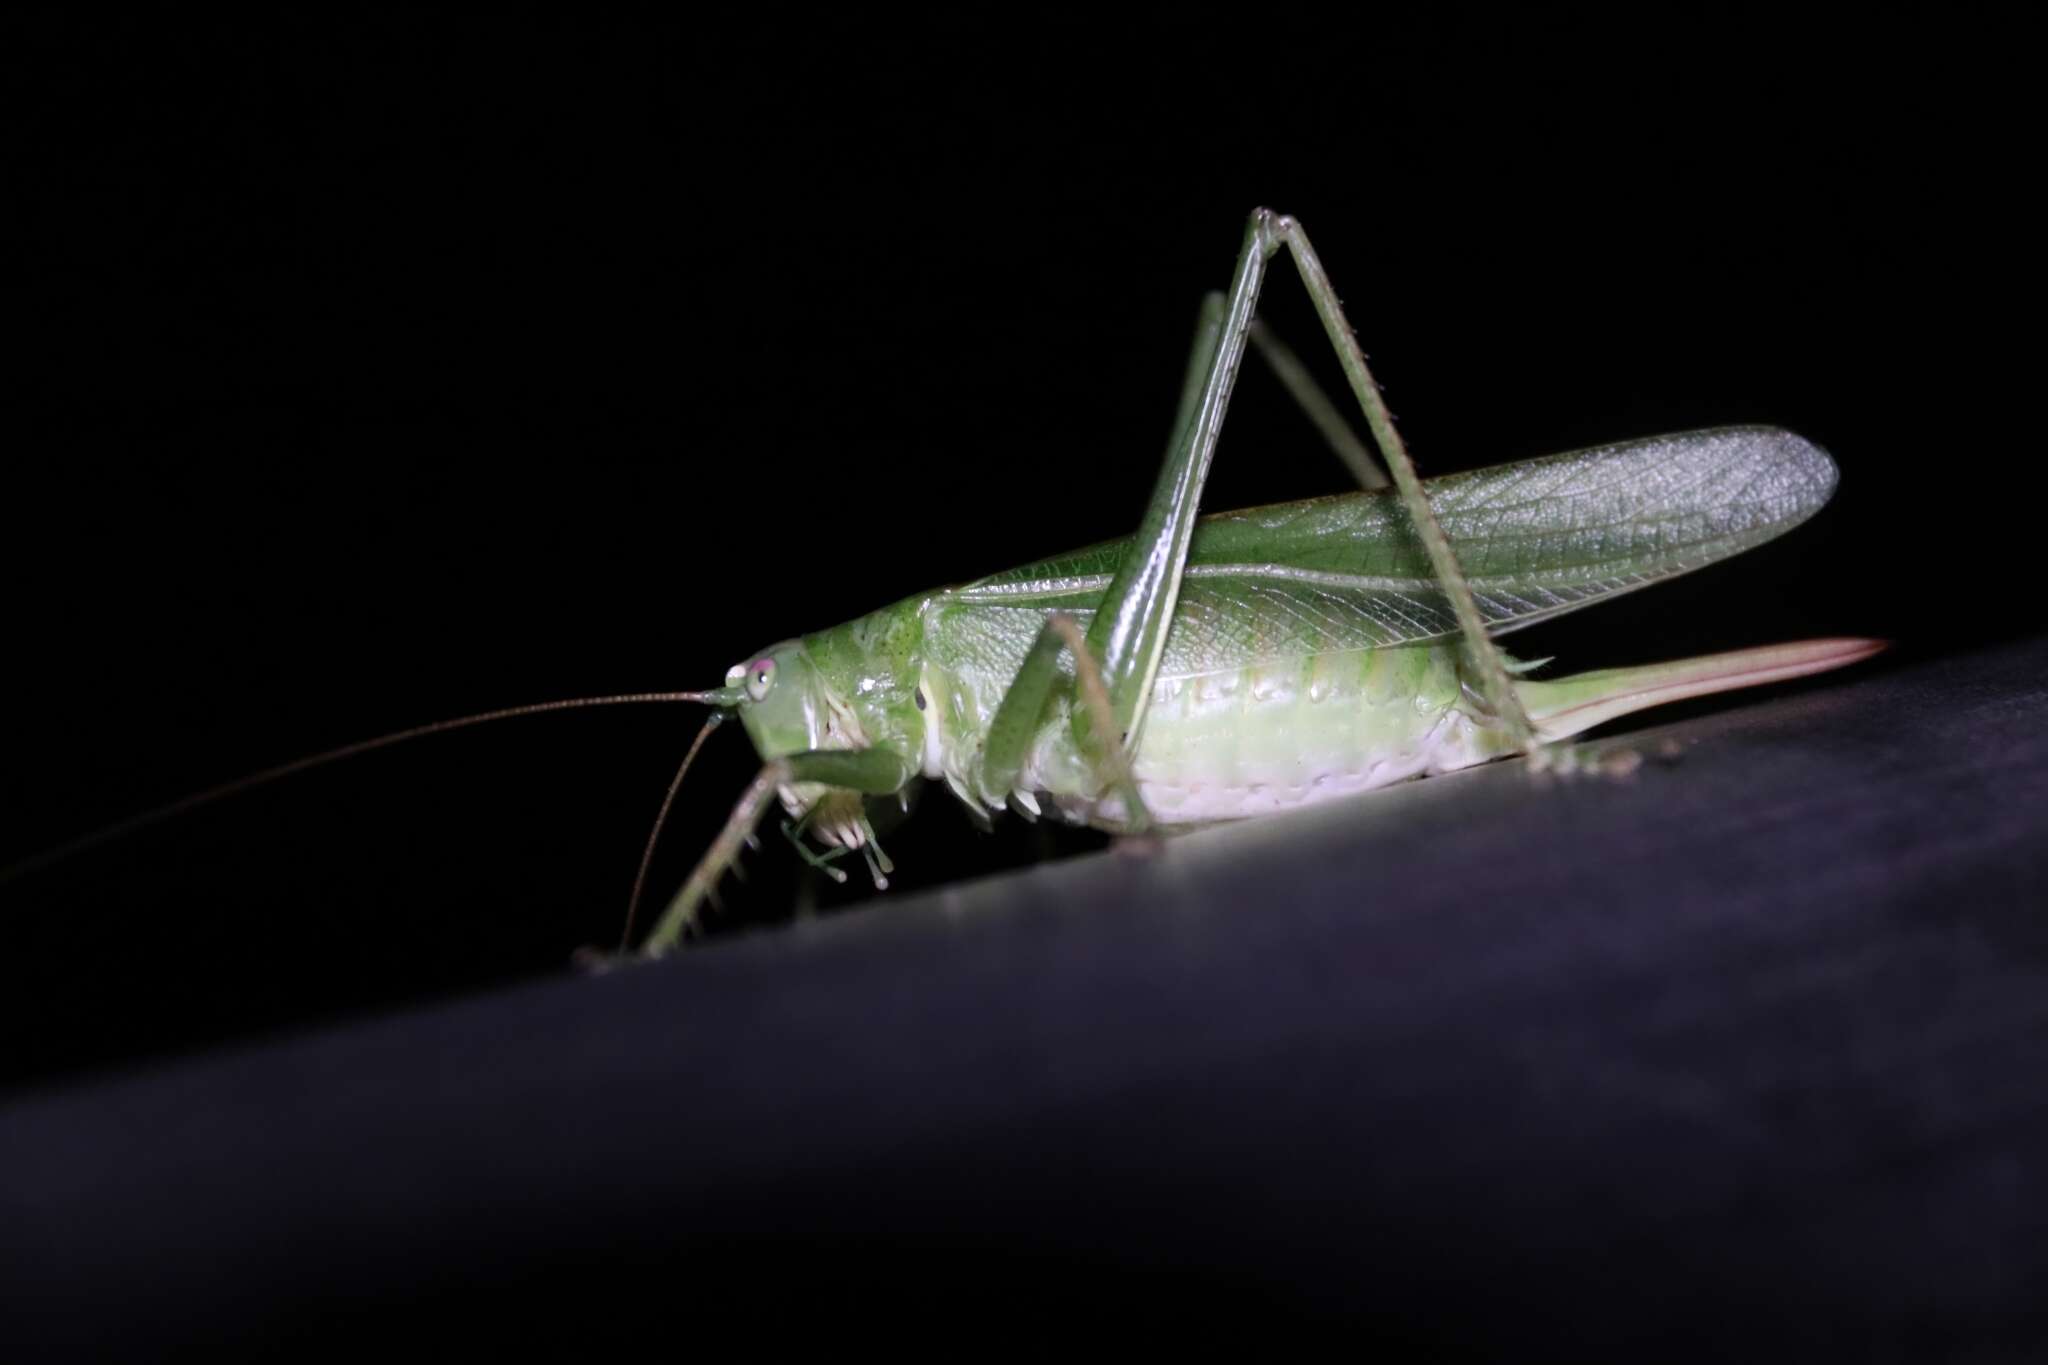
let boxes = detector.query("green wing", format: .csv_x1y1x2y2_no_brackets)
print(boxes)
928,425,1837,683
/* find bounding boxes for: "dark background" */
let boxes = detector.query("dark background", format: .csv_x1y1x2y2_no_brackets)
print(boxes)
2,9,2028,1156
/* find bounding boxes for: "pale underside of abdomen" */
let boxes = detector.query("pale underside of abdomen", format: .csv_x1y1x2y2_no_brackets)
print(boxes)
1024,643,1510,830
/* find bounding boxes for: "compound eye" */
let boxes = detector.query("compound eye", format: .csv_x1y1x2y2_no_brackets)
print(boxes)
746,658,776,702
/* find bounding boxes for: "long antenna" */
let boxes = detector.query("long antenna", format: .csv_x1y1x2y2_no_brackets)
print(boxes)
1,691,732,887
619,709,729,951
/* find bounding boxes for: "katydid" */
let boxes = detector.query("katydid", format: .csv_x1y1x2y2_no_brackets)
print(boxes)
631,208,1881,957
3,209,1882,959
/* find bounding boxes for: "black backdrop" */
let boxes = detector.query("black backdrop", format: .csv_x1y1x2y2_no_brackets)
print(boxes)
3,15,2036,1348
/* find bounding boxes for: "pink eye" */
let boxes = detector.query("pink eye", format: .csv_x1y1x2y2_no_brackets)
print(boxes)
746,658,777,701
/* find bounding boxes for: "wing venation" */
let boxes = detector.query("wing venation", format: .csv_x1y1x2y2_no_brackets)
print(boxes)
930,426,1836,680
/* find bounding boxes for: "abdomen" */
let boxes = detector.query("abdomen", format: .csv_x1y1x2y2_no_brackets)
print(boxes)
1030,644,1510,829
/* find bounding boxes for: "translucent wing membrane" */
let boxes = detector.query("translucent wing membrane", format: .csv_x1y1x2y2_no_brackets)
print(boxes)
935,427,1836,682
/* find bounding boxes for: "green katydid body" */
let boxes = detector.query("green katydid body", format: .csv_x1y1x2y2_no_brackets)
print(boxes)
632,210,1885,957
0,212,1879,964
731,425,1872,849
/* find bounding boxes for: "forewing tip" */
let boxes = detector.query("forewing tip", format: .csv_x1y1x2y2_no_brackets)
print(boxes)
1742,424,1839,513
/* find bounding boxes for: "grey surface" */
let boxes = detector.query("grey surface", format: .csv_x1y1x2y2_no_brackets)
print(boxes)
4,636,2046,1354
